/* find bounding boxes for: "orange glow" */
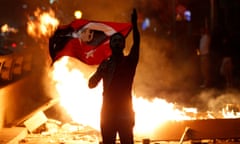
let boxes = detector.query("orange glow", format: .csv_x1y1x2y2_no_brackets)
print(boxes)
26,6,240,139
52,57,102,130
222,104,240,118
27,8,59,39
133,97,195,136
74,10,83,19
50,58,240,138
1,24,18,33
51,57,199,137
1,24,8,32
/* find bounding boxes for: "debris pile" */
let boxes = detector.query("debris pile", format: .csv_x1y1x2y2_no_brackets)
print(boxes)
19,119,101,144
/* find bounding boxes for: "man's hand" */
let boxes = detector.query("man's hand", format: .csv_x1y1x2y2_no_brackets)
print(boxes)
131,8,137,24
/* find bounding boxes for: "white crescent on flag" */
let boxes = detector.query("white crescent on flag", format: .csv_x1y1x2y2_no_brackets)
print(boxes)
81,22,117,36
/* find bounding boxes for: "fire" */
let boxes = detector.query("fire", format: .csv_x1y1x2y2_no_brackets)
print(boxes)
26,6,240,140
133,97,195,135
222,104,240,118
52,57,102,130
27,8,59,39
24,9,205,136
1,24,18,33
51,57,197,137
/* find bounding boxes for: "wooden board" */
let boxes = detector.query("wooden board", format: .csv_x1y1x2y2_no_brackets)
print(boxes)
11,98,59,127
151,119,240,141
23,111,47,133
0,127,27,144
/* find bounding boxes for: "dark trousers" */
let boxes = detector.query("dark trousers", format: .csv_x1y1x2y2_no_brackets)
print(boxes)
100,114,134,144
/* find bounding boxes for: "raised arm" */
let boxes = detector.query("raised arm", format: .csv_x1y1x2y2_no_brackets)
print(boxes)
129,8,140,61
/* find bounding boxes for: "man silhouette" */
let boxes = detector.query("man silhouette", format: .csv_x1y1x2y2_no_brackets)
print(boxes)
88,8,140,144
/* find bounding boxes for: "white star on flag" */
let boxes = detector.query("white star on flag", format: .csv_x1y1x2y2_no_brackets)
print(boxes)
85,49,96,59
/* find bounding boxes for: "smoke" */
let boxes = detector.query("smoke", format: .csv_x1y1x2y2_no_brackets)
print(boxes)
193,89,240,113
46,0,135,25
22,0,200,105
19,0,240,111
32,0,136,91
132,31,201,105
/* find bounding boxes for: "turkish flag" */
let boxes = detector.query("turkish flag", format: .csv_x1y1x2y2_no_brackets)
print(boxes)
50,19,132,65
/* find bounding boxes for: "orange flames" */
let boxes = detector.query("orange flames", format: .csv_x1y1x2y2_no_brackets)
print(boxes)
1,24,18,33
51,57,198,137
27,8,59,39
27,8,240,138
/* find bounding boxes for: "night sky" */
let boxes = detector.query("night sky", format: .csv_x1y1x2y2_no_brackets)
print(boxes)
0,0,23,26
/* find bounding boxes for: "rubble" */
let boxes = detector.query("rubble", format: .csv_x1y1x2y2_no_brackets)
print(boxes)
19,120,101,144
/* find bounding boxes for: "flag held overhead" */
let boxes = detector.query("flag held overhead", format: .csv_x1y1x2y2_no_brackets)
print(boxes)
49,19,132,65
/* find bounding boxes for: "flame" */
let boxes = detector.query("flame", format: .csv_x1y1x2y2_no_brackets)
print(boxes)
27,8,59,39
133,97,195,135
26,6,240,139
222,104,240,118
51,57,199,137
52,57,102,130
1,24,18,33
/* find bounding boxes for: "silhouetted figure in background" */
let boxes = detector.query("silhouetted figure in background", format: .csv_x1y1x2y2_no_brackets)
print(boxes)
198,27,211,88
220,35,234,88
88,9,140,144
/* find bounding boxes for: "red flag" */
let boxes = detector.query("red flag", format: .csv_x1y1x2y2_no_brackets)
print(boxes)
51,19,132,65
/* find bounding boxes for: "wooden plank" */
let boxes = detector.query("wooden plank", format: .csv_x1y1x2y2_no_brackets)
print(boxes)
0,127,27,144
11,98,59,127
151,119,240,141
23,111,48,133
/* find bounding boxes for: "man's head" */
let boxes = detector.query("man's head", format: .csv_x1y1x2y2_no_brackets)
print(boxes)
78,28,94,42
110,32,125,55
